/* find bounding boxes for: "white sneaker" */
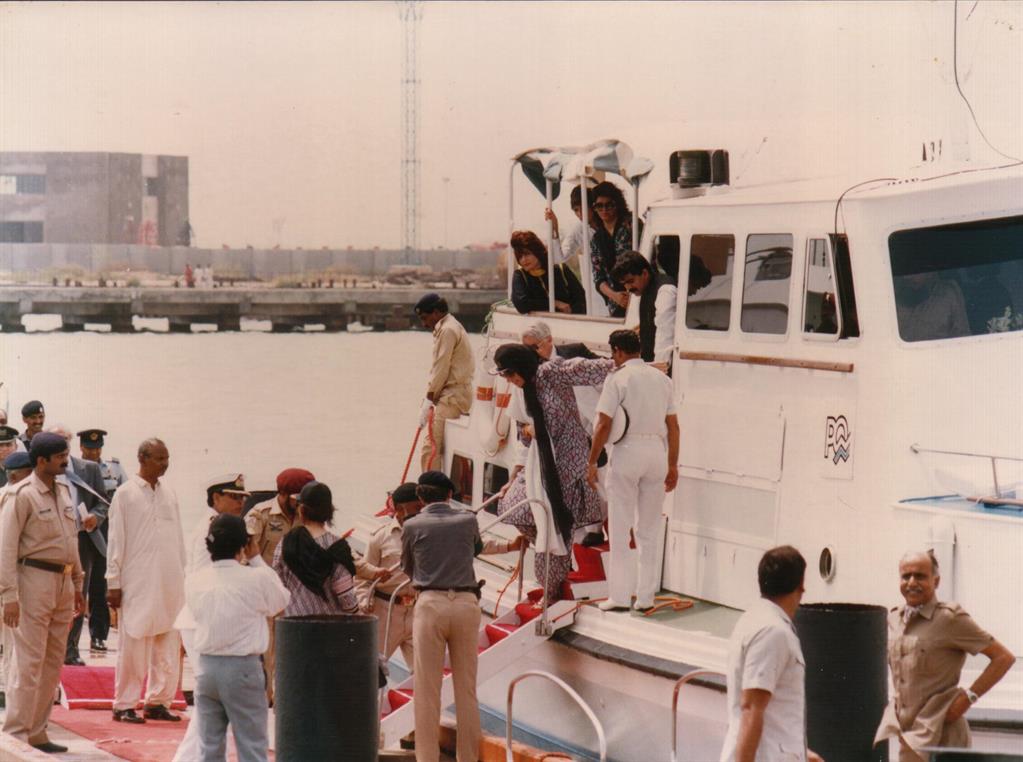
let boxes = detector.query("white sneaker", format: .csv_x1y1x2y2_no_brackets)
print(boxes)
597,600,629,612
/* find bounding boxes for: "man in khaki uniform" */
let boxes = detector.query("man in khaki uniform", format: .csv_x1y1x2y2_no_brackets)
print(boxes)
245,467,315,703
0,451,35,707
875,550,1015,761
356,482,422,666
414,293,474,472
0,433,84,753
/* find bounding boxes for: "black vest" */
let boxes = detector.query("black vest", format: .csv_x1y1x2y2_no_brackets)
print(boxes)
639,273,674,362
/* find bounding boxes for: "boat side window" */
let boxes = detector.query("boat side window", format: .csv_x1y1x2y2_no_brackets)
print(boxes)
889,215,1023,342
803,238,840,337
740,234,793,335
652,234,681,282
449,453,474,505
686,234,734,331
481,462,508,513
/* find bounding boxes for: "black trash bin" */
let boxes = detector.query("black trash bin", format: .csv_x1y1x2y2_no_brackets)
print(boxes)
928,753,1023,762
275,614,378,762
795,602,889,762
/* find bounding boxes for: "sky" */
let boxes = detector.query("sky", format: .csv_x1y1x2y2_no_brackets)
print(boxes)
1,1,1020,250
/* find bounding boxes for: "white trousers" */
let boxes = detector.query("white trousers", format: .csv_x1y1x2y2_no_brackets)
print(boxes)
173,629,201,762
114,628,181,712
606,438,667,607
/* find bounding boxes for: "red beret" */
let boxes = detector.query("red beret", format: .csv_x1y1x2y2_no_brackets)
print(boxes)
276,468,316,495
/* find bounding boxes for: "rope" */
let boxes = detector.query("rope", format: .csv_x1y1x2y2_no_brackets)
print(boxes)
492,549,524,617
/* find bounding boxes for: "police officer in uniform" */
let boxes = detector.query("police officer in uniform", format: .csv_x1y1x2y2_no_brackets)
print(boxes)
0,426,19,488
18,401,45,451
0,433,84,753
0,451,34,709
874,550,1015,761
77,429,127,652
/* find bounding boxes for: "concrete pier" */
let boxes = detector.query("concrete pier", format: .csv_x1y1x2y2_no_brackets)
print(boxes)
0,286,505,333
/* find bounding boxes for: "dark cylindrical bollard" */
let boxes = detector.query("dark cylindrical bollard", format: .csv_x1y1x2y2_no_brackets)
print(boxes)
929,754,1023,761
795,603,888,762
275,614,378,762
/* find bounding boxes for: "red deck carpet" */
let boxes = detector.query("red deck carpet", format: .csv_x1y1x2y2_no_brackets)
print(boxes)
60,665,187,711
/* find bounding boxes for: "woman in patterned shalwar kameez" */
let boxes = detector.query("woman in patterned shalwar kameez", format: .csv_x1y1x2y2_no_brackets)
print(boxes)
493,344,613,604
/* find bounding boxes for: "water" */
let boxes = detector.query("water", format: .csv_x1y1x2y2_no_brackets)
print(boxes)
0,321,485,531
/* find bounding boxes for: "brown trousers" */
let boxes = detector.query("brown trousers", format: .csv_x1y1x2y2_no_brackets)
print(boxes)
3,566,75,745
412,590,480,762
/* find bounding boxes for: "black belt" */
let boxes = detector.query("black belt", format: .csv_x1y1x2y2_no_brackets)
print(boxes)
416,584,482,599
374,589,412,603
19,558,74,575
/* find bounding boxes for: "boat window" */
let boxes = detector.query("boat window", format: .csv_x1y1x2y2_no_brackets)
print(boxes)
740,234,793,334
481,462,508,513
803,238,839,336
652,235,681,282
686,234,734,331
890,215,1023,342
449,454,474,505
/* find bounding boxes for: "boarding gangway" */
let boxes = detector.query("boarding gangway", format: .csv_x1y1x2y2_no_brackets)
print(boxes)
378,499,581,749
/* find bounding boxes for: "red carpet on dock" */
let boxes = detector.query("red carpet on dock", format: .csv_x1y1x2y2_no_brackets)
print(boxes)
50,705,189,762
60,665,187,711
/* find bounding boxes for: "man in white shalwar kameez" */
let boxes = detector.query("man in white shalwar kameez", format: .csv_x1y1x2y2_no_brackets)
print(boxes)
106,438,186,724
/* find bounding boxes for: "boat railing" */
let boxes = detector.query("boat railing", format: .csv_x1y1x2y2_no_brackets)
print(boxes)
671,669,725,762
911,443,1023,496
505,669,607,762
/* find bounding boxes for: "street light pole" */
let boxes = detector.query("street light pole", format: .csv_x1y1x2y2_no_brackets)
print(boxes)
442,176,450,249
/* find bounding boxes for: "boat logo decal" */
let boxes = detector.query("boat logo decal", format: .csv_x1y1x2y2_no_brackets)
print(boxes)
825,415,851,464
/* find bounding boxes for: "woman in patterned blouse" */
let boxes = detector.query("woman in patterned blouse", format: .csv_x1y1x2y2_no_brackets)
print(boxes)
273,481,359,616
493,343,614,603
588,181,637,318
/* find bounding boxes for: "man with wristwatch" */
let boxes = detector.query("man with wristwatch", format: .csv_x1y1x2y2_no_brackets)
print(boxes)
874,549,1014,761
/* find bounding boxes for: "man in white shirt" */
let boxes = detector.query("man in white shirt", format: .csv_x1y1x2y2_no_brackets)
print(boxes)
611,252,677,367
186,513,290,762
588,329,679,612
720,546,823,762
106,438,187,724
172,473,251,762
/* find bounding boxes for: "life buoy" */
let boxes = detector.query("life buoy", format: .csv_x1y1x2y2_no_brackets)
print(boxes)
472,346,512,456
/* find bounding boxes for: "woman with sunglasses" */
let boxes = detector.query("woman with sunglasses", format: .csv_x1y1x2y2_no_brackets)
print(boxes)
492,343,613,604
510,230,586,315
589,181,637,318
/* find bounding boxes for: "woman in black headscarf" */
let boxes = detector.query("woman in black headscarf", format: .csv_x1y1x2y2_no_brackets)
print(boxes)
273,481,359,616
493,343,613,603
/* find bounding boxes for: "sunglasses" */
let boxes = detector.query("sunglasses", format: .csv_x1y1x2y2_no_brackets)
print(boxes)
593,202,616,211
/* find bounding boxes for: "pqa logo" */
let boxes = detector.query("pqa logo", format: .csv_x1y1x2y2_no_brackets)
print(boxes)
825,415,851,464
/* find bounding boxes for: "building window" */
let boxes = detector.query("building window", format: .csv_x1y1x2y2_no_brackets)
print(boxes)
0,221,44,243
0,174,45,195
686,234,734,331
741,233,793,334
145,177,159,196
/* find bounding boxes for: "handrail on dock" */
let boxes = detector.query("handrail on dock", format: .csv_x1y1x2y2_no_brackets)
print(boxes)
671,669,725,762
505,670,607,762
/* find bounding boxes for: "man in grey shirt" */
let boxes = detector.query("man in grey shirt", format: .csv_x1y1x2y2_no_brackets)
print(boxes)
401,471,521,762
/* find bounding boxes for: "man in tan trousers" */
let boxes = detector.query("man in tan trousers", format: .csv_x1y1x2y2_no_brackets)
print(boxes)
106,438,186,724
0,433,84,753
414,293,474,471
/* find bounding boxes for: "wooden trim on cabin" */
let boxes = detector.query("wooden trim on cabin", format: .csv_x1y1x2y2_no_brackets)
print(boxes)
677,350,854,373
489,329,610,352
492,304,625,324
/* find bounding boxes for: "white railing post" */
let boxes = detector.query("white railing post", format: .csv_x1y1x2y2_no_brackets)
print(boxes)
670,669,725,762
506,670,606,762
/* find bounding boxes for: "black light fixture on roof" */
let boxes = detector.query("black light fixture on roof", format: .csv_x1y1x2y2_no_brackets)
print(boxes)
669,149,730,188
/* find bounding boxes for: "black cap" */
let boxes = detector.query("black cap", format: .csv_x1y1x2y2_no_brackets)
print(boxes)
391,482,419,505
28,432,68,461
207,513,249,552
414,293,446,315
297,480,333,511
3,451,31,471
21,400,43,417
418,470,456,495
0,425,18,444
77,428,108,449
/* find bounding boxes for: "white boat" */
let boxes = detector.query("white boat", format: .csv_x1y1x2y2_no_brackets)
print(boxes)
356,141,1023,760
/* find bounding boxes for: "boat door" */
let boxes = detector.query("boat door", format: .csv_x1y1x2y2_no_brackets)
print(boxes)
660,223,857,609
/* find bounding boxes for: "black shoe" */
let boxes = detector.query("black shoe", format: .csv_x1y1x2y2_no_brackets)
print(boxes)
112,708,145,724
143,704,181,722
90,638,107,652
64,654,86,666
31,741,69,754
580,532,605,547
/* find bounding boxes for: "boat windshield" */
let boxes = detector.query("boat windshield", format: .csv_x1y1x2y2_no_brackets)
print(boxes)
889,215,1023,342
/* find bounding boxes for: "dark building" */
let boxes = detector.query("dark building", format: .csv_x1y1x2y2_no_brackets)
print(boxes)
0,152,189,246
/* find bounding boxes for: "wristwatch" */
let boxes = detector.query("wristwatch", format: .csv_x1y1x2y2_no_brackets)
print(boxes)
964,688,979,704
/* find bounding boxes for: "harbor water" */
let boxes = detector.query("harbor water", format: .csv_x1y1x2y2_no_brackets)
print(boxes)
0,317,485,531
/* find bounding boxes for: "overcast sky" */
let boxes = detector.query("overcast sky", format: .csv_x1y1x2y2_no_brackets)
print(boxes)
1,1,1020,249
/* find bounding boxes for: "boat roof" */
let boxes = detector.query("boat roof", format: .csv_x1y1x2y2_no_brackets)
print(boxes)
647,160,1023,211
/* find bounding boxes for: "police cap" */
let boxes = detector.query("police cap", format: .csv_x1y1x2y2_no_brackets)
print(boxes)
77,429,108,449
0,425,18,444
21,400,44,417
3,451,31,471
28,432,68,462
